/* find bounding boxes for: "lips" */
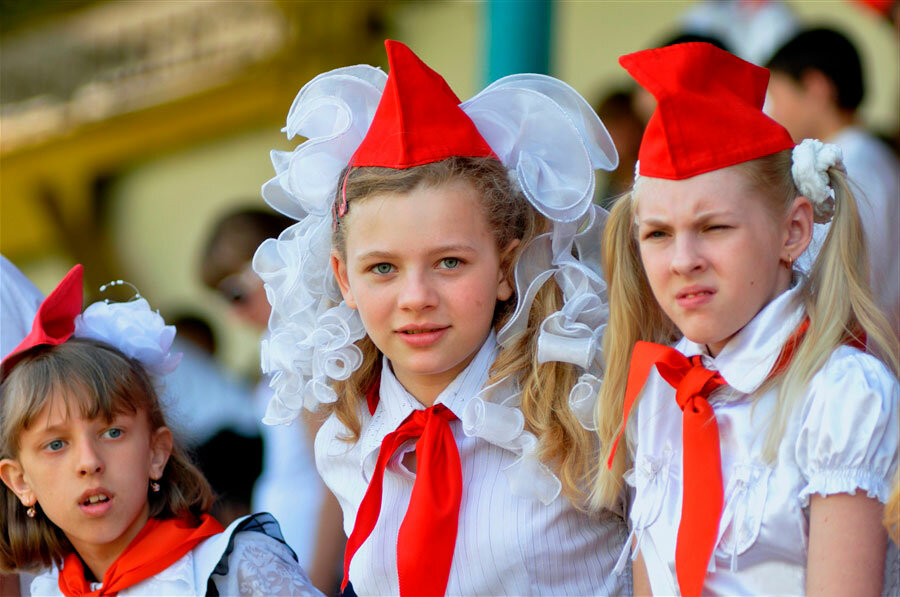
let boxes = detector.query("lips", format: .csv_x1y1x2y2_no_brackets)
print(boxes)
395,325,449,347
676,285,716,309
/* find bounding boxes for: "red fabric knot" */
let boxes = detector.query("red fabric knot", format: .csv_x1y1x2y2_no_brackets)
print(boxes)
58,514,223,596
607,342,725,597
606,319,811,596
343,387,462,597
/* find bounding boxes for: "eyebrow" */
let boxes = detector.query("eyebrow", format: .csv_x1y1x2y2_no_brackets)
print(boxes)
354,244,479,262
638,210,737,227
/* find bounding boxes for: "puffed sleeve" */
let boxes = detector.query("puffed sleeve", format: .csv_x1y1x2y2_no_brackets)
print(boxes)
795,347,899,507
209,514,325,597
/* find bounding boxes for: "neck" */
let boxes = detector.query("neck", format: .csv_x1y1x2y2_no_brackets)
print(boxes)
67,503,151,582
817,109,855,142
393,369,458,408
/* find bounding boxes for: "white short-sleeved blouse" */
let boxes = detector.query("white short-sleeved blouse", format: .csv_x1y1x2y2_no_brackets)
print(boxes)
625,285,899,596
316,335,630,596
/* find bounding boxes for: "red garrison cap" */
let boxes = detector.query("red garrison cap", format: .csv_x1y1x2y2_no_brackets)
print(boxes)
621,42,794,180
349,40,496,169
1,264,84,376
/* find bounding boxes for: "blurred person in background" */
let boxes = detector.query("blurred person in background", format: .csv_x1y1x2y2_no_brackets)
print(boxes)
594,88,644,207
0,255,43,597
766,27,900,335
165,312,262,526
201,207,344,594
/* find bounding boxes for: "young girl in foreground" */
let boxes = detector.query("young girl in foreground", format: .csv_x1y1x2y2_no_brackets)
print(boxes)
0,265,321,596
593,42,899,596
252,40,627,595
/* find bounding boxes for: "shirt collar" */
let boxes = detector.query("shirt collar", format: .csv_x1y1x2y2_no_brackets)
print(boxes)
356,333,498,476
677,281,805,394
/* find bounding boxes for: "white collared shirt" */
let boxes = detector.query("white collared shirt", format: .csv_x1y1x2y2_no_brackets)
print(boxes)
626,285,900,595
316,335,630,596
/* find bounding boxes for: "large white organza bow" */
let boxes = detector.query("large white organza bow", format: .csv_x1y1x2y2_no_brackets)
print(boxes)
254,64,617,501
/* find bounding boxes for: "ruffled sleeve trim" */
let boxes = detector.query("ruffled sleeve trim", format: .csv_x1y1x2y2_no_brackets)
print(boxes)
798,468,891,508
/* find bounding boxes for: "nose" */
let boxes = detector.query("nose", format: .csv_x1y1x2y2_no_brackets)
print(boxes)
670,234,706,276
76,439,104,477
397,270,438,312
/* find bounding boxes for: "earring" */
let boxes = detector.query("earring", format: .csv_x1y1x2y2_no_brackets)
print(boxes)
26,505,36,518
786,254,793,270
150,480,161,493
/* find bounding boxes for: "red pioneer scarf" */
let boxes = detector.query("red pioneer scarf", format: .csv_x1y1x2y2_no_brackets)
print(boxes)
342,380,463,596
607,319,812,597
58,514,223,596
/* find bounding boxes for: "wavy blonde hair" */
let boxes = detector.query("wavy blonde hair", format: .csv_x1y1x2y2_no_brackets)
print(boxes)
591,149,899,510
324,156,595,505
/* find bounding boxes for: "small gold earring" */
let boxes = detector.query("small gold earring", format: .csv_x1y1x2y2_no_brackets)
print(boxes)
150,480,161,493
26,505,36,518
787,254,793,270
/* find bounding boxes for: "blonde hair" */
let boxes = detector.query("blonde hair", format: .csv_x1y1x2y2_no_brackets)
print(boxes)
0,339,214,572
326,156,595,505
886,470,900,543
591,149,899,510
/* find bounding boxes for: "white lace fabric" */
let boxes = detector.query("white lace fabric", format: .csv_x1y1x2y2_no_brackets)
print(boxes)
253,60,617,499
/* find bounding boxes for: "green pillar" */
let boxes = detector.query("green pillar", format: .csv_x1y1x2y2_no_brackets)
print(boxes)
484,0,553,85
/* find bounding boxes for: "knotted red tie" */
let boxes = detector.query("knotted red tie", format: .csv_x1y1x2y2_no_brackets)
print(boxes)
608,342,726,597
342,383,462,596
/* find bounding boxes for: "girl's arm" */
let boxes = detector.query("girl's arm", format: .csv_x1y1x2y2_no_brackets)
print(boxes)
807,493,887,596
633,551,652,596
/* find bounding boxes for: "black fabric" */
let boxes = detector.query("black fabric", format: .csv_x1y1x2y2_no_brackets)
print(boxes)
205,512,298,596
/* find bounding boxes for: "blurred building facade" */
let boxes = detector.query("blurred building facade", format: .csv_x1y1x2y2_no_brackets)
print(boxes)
2,0,897,373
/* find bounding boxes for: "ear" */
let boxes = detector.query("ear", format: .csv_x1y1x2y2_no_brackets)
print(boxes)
496,239,520,302
331,250,357,310
0,458,36,507
148,427,173,480
782,195,814,266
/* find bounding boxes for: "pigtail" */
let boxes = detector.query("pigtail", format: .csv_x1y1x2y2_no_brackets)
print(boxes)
589,191,677,511
762,166,899,460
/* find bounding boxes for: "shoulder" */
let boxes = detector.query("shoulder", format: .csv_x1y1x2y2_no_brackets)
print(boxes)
794,346,899,506
804,346,898,410
29,568,63,597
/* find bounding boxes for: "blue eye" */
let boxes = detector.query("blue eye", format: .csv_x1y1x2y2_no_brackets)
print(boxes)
103,428,123,439
372,263,394,275
46,440,65,452
439,258,460,269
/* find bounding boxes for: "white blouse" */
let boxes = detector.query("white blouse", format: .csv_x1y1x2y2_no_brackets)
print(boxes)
316,336,630,596
29,514,322,597
625,285,899,595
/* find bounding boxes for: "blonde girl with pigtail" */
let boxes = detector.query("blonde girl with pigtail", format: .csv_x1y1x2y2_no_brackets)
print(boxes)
252,40,629,595
591,43,898,596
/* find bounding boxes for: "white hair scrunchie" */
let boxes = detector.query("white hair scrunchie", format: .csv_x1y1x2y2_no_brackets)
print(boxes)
791,138,845,223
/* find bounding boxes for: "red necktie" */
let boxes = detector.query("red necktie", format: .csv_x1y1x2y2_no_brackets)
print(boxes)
608,342,726,597
58,514,223,596
607,319,815,597
342,382,462,597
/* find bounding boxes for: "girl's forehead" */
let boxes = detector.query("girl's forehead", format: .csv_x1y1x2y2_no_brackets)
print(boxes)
23,386,137,432
343,182,493,254
635,168,757,216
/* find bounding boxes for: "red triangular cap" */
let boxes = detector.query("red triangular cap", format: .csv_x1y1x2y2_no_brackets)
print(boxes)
1,264,84,375
621,42,794,180
349,40,496,169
